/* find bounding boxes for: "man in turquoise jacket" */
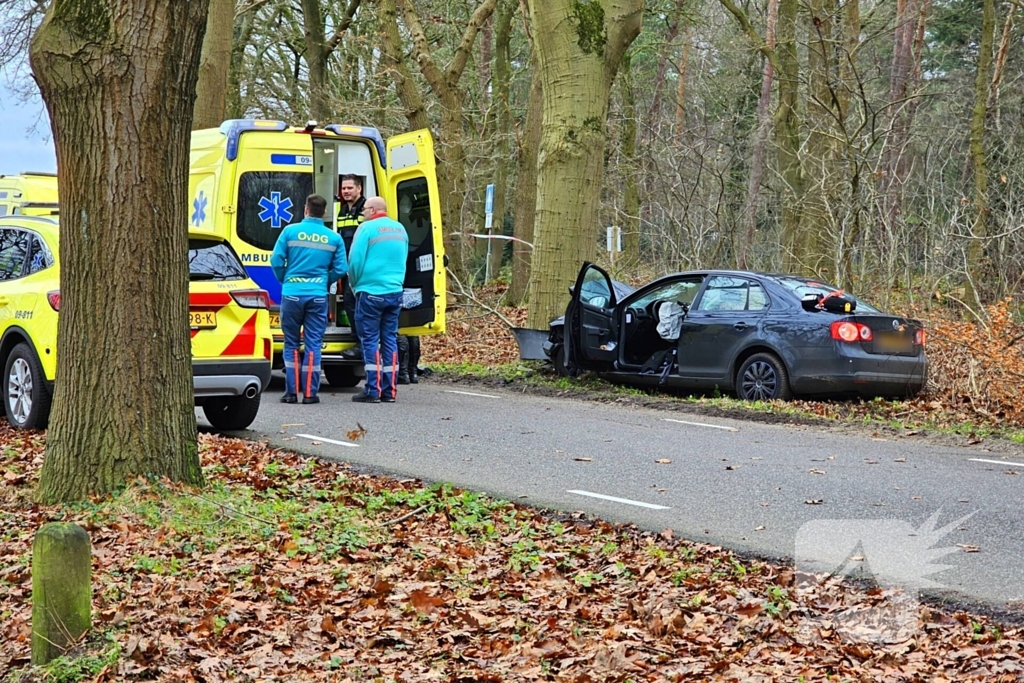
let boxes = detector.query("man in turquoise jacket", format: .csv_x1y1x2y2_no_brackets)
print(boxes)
348,196,408,403
271,194,348,404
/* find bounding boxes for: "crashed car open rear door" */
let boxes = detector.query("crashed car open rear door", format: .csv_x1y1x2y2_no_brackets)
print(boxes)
567,263,618,370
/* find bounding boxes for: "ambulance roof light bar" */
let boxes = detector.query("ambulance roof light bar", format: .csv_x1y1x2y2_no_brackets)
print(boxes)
219,119,289,161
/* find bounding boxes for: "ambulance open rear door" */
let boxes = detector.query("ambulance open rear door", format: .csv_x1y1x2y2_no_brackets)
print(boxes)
385,130,446,335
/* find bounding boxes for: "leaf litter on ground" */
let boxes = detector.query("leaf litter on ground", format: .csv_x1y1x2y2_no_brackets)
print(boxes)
2,426,1023,682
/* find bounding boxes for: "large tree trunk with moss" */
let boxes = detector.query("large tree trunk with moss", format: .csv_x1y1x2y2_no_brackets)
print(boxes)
30,0,207,504
523,0,643,329
965,0,994,306
193,0,234,130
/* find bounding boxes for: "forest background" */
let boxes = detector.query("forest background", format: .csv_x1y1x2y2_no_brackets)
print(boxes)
4,0,1024,430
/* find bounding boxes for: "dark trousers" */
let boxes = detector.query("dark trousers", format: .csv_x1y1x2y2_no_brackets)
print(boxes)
356,291,403,399
281,294,328,399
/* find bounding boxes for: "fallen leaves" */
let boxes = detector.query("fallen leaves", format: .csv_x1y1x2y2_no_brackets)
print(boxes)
808,468,827,475
804,499,824,505
654,458,672,464
957,544,982,553
1,427,1020,682
346,422,367,441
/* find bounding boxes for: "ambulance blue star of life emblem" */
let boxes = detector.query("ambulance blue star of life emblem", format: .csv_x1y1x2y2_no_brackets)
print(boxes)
191,191,208,227
258,192,294,229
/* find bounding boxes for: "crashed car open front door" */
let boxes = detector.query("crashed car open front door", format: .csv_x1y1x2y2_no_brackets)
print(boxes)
567,263,618,371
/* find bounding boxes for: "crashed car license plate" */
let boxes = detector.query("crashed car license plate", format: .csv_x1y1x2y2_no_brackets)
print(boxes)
876,332,912,353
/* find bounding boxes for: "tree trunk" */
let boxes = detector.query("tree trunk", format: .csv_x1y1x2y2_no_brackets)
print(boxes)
966,0,995,306
226,8,255,119
300,0,330,122
775,0,804,273
391,0,497,281
620,51,641,266
524,0,643,329
378,0,430,131
487,0,516,282
739,0,778,270
193,0,235,130
30,0,207,503
801,0,837,275
510,46,542,305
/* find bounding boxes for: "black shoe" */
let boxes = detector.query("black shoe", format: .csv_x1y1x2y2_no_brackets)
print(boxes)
409,373,419,384
302,396,320,404
280,394,298,404
397,374,410,385
351,393,380,404
380,395,396,403
341,346,362,360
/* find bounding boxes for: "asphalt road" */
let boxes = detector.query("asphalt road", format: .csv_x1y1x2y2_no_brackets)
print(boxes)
200,374,1024,612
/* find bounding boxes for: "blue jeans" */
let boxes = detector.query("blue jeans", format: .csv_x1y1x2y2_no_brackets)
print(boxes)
281,294,328,399
356,291,403,399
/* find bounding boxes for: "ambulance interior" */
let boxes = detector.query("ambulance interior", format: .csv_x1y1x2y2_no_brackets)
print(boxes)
311,137,437,329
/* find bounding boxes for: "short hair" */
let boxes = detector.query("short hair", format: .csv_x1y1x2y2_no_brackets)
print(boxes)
306,194,327,218
340,174,363,189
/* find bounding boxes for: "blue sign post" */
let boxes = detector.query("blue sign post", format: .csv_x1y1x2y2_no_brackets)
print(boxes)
484,184,496,282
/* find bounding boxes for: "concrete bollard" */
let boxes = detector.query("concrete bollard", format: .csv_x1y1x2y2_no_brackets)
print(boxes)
31,522,92,665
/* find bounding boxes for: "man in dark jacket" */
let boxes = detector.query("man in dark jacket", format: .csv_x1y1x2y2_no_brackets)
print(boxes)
337,174,366,360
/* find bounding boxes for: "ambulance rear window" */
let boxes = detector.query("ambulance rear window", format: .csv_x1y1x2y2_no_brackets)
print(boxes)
236,171,313,251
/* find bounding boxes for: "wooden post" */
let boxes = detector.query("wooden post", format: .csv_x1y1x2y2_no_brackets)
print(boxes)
32,523,92,665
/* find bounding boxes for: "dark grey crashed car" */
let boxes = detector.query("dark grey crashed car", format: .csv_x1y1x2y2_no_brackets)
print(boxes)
543,263,927,400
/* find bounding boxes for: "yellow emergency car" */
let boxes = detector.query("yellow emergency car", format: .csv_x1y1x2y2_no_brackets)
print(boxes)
0,215,273,431
189,119,447,387
0,173,60,218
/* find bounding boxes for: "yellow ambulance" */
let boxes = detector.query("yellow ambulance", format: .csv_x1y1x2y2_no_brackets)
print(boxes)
0,173,60,218
189,119,446,388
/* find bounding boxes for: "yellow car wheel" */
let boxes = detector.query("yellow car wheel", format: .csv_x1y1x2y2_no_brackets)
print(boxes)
202,394,262,431
4,343,52,430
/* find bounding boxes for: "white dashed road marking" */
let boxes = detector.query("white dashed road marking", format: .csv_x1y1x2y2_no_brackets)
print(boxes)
297,434,360,448
567,490,671,510
445,390,500,399
663,418,740,432
969,458,1023,468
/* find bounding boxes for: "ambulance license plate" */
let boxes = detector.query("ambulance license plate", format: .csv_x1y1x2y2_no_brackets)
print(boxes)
190,311,217,329
269,313,280,328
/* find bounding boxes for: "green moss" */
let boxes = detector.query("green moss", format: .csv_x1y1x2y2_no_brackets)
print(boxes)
570,0,607,56
31,523,92,665
52,0,111,41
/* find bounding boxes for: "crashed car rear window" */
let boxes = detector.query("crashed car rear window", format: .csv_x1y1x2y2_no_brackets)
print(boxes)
778,278,879,313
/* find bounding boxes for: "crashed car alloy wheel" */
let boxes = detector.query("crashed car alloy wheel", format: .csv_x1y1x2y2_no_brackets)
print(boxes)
741,360,778,400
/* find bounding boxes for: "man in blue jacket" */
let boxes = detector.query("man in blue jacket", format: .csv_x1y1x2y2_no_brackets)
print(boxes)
349,196,408,403
271,194,348,404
